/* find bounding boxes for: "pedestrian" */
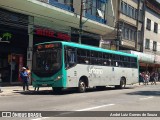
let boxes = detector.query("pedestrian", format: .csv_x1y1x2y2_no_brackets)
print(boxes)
26,66,31,84
153,71,158,85
139,72,144,85
34,86,39,91
20,67,29,91
150,71,155,85
144,72,149,85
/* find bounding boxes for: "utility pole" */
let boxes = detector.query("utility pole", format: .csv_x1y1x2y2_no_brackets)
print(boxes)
78,0,92,44
135,0,140,51
116,21,119,50
79,0,83,44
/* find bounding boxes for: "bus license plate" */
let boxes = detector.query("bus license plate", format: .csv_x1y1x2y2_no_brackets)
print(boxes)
42,84,47,86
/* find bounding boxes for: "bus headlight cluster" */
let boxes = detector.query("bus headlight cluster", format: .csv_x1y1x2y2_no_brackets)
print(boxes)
54,75,63,81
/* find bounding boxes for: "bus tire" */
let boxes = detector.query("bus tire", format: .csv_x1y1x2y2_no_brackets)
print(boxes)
115,78,126,89
78,80,86,93
120,78,126,89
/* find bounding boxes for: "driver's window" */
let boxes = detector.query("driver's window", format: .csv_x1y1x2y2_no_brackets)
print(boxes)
65,46,76,68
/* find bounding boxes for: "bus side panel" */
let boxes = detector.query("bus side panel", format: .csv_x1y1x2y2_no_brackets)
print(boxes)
66,65,139,88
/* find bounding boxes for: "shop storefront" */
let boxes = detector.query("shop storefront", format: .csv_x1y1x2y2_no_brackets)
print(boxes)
0,9,28,84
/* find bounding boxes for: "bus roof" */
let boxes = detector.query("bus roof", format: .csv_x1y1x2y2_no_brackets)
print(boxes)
35,41,137,58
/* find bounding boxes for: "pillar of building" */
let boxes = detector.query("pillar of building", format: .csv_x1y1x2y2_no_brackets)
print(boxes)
27,16,34,71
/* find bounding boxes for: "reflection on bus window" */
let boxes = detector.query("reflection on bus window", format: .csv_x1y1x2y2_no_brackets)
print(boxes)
33,49,61,71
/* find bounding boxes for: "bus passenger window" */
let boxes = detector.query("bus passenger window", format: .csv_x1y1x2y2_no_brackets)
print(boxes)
68,51,75,63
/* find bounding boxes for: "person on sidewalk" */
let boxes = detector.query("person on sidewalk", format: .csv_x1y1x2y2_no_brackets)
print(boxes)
139,72,144,85
20,67,29,91
26,66,31,84
153,71,158,85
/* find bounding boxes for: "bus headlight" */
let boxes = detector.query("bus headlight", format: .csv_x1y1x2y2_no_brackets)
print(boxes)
54,75,63,81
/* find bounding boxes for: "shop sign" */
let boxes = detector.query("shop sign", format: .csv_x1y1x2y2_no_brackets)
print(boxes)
0,32,12,42
35,28,71,41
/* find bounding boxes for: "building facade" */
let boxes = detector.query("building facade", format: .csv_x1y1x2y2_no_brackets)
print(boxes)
105,0,160,72
0,0,115,84
142,0,160,72
116,0,144,51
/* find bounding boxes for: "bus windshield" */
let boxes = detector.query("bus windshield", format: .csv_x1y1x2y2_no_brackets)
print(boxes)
33,48,61,74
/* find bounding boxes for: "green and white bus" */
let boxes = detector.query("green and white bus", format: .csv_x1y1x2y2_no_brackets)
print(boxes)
32,41,139,93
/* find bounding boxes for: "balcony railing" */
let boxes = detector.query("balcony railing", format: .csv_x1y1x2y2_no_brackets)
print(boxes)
85,13,107,24
49,0,74,12
37,0,74,12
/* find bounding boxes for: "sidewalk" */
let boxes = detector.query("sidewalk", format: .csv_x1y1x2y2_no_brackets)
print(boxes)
0,85,52,96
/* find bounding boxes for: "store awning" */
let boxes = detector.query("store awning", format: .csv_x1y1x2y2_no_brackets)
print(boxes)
121,50,155,63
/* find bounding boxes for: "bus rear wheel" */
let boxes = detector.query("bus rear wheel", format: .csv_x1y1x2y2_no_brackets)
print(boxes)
115,78,126,89
78,80,86,93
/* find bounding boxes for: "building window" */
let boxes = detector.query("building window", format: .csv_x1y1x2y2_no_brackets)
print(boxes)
128,5,131,16
153,41,157,51
135,9,138,19
154,22,158,33
131,30,135,40
145,39,150,49
121,1,124,13
146,18,151,30
124,3,127,14
86,0,106,18
124,28,129,40
120,1,137,20
139,10,143,22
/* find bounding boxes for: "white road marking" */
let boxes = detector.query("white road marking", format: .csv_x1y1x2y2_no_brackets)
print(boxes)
31,104,115,119
139,96,154,100
76,104,115,111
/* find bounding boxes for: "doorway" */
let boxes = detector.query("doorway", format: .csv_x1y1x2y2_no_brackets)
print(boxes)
9,54,24,83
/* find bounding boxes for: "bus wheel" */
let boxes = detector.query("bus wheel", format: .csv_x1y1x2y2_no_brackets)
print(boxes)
115,78,126,89
120,78,126,89
78,80,86,93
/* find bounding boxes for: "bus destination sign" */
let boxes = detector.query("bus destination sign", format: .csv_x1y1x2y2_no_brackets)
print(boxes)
37,44,60,50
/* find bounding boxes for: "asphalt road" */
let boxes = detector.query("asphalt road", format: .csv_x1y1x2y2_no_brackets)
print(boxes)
0,83,160,120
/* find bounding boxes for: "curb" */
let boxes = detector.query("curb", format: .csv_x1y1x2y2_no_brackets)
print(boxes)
0,82,159,96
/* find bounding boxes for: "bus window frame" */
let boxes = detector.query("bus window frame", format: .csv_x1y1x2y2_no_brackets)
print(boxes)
63,45,138,69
